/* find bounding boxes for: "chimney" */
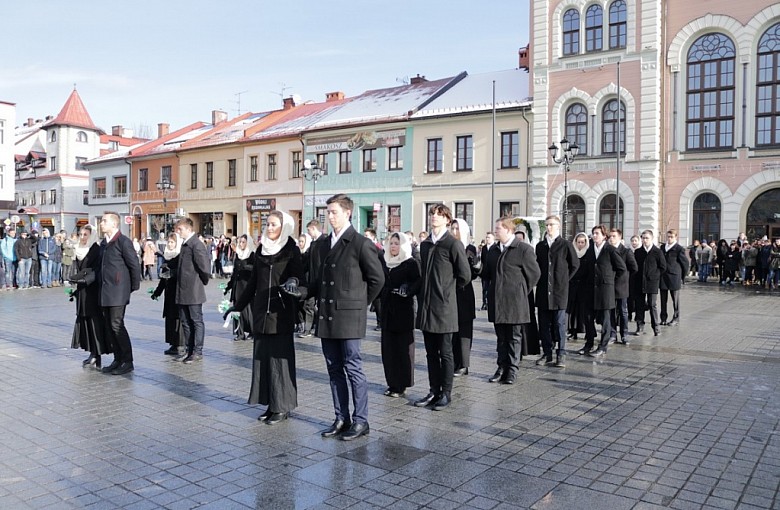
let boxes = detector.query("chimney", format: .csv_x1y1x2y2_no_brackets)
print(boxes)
158,123,170,138
282,96,296,110
27,117,33,127
410,74,427,85
112,125,122,136
325,91,345,102
46,115,53,121
518,44,530,71
212,110,228,125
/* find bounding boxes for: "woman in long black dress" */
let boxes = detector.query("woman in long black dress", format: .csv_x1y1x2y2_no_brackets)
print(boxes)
70,225,109,369
225,234,255,340
450,219,478,376
567,233,590,340
230,211,302,425
379,232,420,398
151,233,185,356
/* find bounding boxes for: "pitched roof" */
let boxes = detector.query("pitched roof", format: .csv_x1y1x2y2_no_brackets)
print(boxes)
242,99,349,142
179,112,272,150
128,122,210,158
48,89,98,131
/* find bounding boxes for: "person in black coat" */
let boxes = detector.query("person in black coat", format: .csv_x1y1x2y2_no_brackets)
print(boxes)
632,230,667,336
174,218,211,363
97,212,141,375
487,216,541,383
580,225,626,357
535,215,579,368
660,229,690,326
229,211,303,425
151,233,185,356
69,225,108,369
307,195,385,441
299,220,325,338
379,232,420,398
414,204,471,410
479,232,496,310
450,218,479,377
716,239,730,284
723,241,740,285
224,234,255,341
608,228,638,344
567,233,591,340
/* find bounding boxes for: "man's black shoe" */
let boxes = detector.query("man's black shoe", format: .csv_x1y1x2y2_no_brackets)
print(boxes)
111,362,134,375
432,394,450,411
321,419,351,438
265,412,288,425
488,369,504,383
453,367,468,377
101,359,121,374
666,320,678,327
341,422,369,441
413,392,437,407
182,354,203,364
500,375,516,385
535,355,551,366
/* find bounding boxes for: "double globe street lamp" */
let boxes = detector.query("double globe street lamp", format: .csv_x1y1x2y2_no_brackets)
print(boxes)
302,158,323,223
156,178,176,235
548,138,579,239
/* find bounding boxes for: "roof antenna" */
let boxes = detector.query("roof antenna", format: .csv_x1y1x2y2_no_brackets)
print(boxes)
270,82,292,106
234,90,249,115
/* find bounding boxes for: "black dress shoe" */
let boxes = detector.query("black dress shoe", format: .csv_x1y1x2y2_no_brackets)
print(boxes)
265,412,288,425
163,346,180,355
666,320,678,327
414,392,437,407
535,354,551,366
552,354,566,368
488,369,504,383
321,419,351,438
577,348,590,356
653,328,661,336
588,349,605,357
660,320,667,326
453,367,468,377
111,361,134,375
340,422,369,441
182,354,203,364
101,359,121,373
257,409,272,421
83,355,98,367
432,394,450,410
500,375,516,385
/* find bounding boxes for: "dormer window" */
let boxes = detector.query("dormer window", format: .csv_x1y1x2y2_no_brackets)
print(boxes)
76,131,88,143
50,131,56,143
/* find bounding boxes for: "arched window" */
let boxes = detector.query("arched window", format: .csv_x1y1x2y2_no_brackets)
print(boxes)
585,5,603,52
76,131,88,143
563,9,580,56
686,33,735,150
602,99,626,155
757,23,780,147
565,103,588,155
599,193,624,231
564,194,586,241
746,188,780,240
608,1,627,49
692,192,721,243
50,131,56,143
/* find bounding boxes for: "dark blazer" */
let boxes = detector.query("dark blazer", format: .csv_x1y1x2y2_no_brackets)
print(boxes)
234,237,303,336
306,234,325,286
633,245,667,295
309,225,385,339
415,231,471,333
380,257,420,333
584,242,627,311
614,243,638,299
488,239,541,324
660,243,690,291
176,234,211,305
98,232,140,307
535,236,579,310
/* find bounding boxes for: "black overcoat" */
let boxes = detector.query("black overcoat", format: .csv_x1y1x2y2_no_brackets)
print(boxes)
584,242,627,310
309,226,385,339
660,243,690,291
415,231,471,333
535,236,579,310
487,239,541,324
380,257,420,333
98,232,140,307
632,245,667,295
614,243,638,299
73,244,101,317
234,237,303,336
176,234,211,305
153,256,180,319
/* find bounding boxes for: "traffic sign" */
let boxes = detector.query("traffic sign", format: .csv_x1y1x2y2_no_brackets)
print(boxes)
124,216,133,225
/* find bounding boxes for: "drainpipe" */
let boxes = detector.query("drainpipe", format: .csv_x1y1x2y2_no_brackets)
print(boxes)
521,107,531,216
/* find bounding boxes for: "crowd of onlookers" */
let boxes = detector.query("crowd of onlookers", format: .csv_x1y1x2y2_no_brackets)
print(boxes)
0,228,79,290
687,235,780,288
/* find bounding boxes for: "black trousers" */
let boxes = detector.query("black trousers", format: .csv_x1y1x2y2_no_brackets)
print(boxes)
659,289,680,323
102,306,133,362
494,324,521,376
636,293,660,329
422,332,454,397
584,309,612,352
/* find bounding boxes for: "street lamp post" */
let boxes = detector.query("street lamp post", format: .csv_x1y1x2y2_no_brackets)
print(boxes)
548,138,579,239
302,158,322,223
156,178,175,235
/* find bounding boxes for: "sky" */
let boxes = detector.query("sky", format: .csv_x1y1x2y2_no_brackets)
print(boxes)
1,0,530,138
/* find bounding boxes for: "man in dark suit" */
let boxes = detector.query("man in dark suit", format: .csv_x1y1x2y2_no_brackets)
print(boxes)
174,218,211,364
535,215,579,368
98,212,141,375
581,225,627,357
414,204,471,408
660,229,689,326
298,219,324,338
487,215,541,382
309,194,384,441
479,232,496,310
634,230,667,336
608,228,638,345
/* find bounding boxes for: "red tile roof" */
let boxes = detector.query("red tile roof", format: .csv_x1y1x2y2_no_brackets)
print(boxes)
48,89,97,131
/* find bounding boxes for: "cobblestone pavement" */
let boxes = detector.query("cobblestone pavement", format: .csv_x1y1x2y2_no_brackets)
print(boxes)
0,279,778,509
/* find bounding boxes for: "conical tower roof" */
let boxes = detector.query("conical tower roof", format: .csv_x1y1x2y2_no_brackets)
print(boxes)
49,89,97,131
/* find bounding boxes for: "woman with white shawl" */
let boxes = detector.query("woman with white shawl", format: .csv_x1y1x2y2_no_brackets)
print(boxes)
69,224,109,369
567,232,591,340
379,232,420,397
225,234,256,341
151,233,185,356
449,218,479,377
229,211,303,425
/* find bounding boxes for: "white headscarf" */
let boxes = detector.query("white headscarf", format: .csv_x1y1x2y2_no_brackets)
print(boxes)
163,233,183,261
573,232,589,259
260,211,295,256
74,225,98,261
384,232,412,269
452,218,471,250
299,233,312,254
235,234,256,260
